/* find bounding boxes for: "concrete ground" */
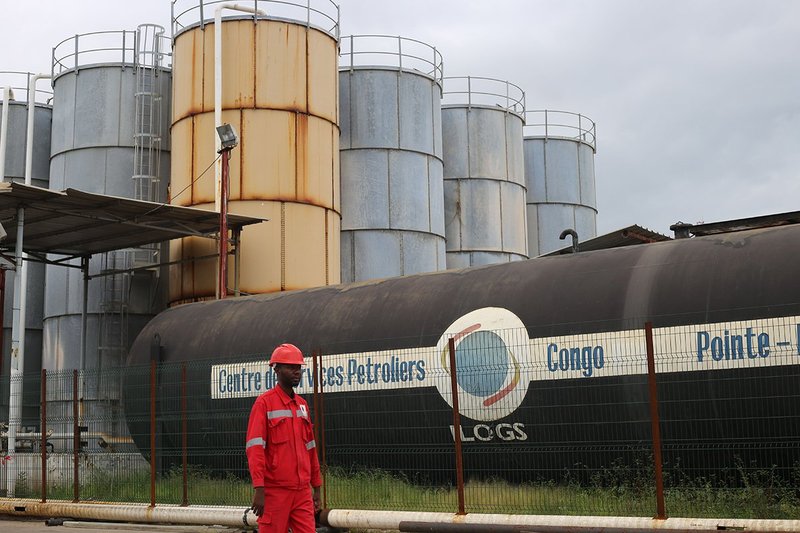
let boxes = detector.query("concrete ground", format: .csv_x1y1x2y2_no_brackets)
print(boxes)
0,516,250,532
0,517,353,532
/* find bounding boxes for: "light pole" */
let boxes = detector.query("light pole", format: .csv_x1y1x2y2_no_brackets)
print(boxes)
216,123,238,299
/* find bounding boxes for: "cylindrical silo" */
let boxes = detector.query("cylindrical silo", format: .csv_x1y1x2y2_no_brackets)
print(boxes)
0,71,52,425
338,35,445,282
43,28,172,445
441,76,528,268
523,110,597,256
169,1,341,302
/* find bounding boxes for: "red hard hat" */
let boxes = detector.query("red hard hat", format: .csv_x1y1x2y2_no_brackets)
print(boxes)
269,343,305,366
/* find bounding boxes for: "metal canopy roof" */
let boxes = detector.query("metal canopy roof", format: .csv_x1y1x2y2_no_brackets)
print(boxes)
670,210,800,238
541,224,672,256
0,182,264,258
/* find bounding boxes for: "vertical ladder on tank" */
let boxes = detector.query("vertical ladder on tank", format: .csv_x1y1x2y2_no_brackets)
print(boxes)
98,250,132,367
132,24,166,266
97,25,168,373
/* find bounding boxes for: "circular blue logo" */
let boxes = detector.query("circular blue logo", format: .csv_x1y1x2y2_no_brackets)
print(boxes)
455,330,509,398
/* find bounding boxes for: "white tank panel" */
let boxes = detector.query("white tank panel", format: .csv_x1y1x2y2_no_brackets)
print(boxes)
455,179,503,252
339,73,352,148
441,107,469,179
0,102,52,184
340,149,390,229
575,207,598,242
428,158,445,236
501,182,528,253
506,113,525,186
349,70,399,149
398,73,435,153
544,139,582,203
402,232,444,274
353,230,401,280
467,108,508,179
523,140,546,199
389,150,431,232
579,143,597,208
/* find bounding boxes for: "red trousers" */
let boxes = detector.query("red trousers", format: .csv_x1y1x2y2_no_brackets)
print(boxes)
257,486,315,533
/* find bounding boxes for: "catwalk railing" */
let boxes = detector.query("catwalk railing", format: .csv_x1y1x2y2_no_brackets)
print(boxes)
1,315,799,519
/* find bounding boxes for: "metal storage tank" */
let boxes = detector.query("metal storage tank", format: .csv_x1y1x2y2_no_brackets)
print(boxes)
43,27,172,416
339,35,445,282
169,1,341,302
0,72,52,424
441,76,528,268
524,110,597,256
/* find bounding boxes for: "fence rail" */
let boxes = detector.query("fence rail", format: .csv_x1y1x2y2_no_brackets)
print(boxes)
1,315,799,519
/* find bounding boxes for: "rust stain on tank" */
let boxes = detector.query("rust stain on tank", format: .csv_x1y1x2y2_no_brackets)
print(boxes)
238,111,245,198
296,112,307,201
190,34,197,109
243,195,321,204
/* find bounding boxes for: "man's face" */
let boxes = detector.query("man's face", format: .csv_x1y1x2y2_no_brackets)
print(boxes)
276,363,302,388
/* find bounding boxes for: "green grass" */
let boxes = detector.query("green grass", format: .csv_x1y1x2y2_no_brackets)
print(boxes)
323,463,800,519
23,463,800,519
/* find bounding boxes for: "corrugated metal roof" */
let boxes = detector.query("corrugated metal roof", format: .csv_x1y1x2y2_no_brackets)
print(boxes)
0,182,264,257
670,210,800,237
540,225,672,256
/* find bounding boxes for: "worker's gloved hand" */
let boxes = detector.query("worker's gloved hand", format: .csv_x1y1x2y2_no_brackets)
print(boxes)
313,486,322,512
251,487,265,517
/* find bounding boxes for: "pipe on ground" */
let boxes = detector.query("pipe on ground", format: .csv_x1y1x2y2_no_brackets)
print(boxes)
4,502,800,532
320,509,800,532
0,500,258,528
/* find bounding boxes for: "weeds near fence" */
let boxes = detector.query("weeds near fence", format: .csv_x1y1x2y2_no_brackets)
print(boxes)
324,465,800,519
22,463,800,519
44,467,250,506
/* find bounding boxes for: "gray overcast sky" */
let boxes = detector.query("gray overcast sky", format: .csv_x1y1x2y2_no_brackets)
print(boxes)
2,0,798,236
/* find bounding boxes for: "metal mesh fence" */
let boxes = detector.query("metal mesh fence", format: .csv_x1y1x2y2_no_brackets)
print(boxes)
0,315,799,519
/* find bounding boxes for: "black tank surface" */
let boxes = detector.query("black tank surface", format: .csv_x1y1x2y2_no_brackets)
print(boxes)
124,225,800,482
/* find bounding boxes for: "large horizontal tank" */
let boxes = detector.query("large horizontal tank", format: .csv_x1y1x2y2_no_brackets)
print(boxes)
169,0,341,301
125,223,800,481
0,71,52,424
339,35,446,281
441,76,528,268
524,110,597,255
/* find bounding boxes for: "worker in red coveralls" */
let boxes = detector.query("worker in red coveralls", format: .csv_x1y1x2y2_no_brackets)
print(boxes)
246,343,322,533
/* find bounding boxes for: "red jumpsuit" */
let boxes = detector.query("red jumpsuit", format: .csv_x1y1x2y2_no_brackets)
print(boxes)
246,385,321,533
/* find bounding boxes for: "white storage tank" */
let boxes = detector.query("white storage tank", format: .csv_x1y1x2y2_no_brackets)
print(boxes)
0,71,52,424
339,35,445,281
43,27,172,436
523,110,597,255
441,76,528,268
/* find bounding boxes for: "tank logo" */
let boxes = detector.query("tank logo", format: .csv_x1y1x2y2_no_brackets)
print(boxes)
433,307,530,422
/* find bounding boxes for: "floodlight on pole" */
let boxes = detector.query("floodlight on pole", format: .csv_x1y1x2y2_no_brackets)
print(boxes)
216,123,239,152
215,123,238,299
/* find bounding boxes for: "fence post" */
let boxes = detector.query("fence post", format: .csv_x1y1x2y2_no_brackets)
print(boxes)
312,351,321,503
72,369,79,502
645,321,666,519
181,362,188,507
447,338,466,515
150,358,157,508
40,368,46,503
312,349,327,510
